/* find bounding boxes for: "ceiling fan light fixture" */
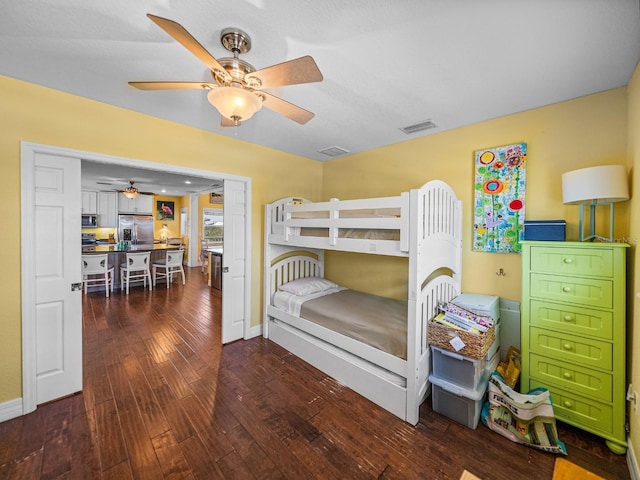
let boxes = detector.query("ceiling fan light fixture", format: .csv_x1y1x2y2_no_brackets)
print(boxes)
123,187,139,199
207,86,262,124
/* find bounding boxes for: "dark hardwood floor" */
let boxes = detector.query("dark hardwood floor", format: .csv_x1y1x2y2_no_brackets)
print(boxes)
0,267,631,479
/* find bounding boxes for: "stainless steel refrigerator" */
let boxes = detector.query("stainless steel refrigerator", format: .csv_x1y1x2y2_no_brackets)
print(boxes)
118,215,154,245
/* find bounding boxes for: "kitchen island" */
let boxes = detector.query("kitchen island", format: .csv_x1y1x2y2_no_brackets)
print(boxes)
82,243,182,291
205,246,222,290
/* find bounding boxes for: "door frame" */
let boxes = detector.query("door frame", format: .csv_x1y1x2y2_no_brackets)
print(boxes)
20,141,252,414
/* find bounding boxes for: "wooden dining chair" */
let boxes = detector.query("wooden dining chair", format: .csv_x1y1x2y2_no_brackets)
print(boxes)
200,239,211,274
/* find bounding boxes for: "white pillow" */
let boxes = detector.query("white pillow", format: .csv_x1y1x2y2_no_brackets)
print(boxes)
279,277,338,296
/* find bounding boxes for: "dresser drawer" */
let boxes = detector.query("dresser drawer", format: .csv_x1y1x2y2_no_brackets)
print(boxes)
529,246,613,277
529,380,613,435
529,300,613,340
529,353,612,402
529,274,612,309
529,327,612,370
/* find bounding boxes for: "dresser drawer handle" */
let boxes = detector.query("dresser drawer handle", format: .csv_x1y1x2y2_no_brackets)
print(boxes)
563,372,573,380
562,286,572,293
563,315,574,322
563,258,573,264
563,344,573,350
563,400,573,409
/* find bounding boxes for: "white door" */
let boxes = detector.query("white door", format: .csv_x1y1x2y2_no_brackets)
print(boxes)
24,150,83,408
222,179,248,343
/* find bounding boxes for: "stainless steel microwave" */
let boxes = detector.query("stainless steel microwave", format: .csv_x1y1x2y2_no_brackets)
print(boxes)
82,215,97,228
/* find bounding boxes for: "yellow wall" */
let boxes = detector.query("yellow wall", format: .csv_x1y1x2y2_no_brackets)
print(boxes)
153,195,183,240
626,63,640,458
322,88,629,302
0,75,323,403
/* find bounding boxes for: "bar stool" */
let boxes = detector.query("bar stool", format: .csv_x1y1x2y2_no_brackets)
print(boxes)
81,254,114,297
152,249,185,288
200,239,211,274
120,252,152,294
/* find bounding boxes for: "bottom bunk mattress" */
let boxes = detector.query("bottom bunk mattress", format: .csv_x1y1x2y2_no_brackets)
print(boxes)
273,287,407,359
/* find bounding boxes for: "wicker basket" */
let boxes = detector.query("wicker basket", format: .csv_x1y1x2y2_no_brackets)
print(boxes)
428,320,495,359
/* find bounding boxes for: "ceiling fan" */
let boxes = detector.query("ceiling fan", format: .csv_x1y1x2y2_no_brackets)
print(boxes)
129,14,324,127
116,180,156,199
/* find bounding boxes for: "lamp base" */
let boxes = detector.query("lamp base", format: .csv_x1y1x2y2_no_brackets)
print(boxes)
578,201,615,242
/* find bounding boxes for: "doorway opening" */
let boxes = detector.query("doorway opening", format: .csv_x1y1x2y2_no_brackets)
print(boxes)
21,141,252,415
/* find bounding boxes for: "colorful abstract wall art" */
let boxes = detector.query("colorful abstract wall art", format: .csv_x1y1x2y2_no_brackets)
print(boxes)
473,143,527,253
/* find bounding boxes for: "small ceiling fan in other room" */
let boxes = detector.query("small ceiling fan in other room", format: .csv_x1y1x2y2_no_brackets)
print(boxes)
116,180,156,199
129,14,324,127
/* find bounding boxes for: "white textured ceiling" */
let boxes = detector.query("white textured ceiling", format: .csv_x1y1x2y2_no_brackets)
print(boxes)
2,1,639,163
79,161,223,197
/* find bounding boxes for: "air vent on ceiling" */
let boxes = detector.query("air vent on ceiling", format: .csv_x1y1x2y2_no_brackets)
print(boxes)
399,120,437,135
96,181,114,186
318,146,350,157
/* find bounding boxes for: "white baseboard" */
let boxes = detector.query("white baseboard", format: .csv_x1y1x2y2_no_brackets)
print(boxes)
245,323,263,339
0,398,23,423
629,436,639,480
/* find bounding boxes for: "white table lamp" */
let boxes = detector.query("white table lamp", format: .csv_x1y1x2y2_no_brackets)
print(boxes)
562,165,629,242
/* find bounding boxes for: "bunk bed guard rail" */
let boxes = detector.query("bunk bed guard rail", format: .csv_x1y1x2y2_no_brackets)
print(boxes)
269,194,411,255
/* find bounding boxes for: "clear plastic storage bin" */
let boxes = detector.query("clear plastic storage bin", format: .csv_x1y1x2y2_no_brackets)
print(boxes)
429,375,487,429
431,345,487,390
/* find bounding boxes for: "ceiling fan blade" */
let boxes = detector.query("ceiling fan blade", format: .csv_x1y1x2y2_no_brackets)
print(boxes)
147,14,231,82
139,191,157,196
247,55,323,89
128,81,215,90
260,91,315,125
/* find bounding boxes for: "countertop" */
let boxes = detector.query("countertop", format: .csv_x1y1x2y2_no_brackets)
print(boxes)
204,246,223,256
82,244,181,253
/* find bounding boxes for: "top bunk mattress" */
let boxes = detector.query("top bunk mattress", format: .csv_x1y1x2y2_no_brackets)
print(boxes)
273,288,407,359
294,227,399,240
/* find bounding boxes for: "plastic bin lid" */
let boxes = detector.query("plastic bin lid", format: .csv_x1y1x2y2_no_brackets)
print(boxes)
431,345,485,365
453,293,499,310
523,219,566,225
429,374,488,400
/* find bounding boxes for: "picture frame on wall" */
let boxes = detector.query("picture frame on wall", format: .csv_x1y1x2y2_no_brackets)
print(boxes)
210,192,223,204
473,142,527,253
157,200,175,221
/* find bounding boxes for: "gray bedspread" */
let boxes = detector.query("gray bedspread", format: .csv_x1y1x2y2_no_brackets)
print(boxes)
299,289,407,359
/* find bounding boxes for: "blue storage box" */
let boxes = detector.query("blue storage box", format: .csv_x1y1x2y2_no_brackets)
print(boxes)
523,220,566,241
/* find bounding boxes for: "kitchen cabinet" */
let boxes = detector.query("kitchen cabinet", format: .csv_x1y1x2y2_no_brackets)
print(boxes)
520,241,628,454
118,193,153,214
81,190,97,214
97,191,118,227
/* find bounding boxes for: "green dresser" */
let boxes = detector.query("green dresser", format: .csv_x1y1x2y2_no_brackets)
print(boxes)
520,241,628,454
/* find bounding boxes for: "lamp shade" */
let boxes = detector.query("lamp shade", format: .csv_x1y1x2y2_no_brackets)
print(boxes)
207,86,262,123
562,165,629,205
123,188,138,199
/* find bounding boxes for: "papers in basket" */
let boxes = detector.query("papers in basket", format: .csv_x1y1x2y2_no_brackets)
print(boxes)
434,302,494,334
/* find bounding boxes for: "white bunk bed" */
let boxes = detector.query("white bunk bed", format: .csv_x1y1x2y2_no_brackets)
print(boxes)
263,180,462,425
